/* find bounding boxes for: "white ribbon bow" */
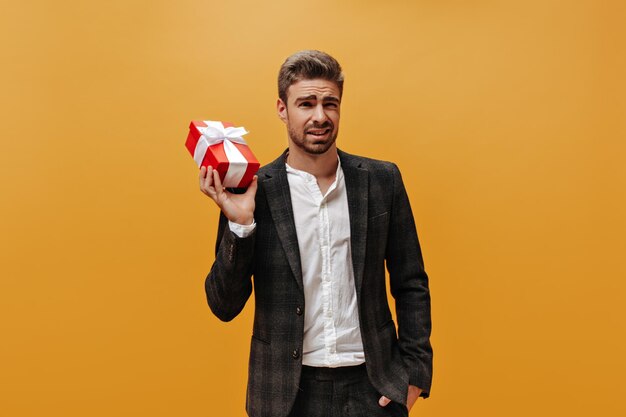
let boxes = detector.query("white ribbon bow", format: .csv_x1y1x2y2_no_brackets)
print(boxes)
193,121,250,187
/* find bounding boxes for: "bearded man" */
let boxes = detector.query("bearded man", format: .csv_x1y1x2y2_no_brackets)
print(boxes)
199,50,433,417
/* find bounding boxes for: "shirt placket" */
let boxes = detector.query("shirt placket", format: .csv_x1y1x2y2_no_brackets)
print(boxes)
319,196,339,365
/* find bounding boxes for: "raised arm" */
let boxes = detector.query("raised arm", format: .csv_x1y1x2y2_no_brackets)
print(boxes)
200,166,258,321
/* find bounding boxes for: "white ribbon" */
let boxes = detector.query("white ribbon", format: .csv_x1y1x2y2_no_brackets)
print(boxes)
193,121,250,187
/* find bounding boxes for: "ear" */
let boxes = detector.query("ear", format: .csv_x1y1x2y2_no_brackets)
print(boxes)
277,98,288,124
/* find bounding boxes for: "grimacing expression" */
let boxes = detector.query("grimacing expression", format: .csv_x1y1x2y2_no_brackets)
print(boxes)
278,78,341,155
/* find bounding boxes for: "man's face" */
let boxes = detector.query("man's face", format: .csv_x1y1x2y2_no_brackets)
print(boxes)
277,78,341,155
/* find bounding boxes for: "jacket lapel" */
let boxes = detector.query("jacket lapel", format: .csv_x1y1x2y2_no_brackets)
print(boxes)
261,153,304,292
339,150,369,297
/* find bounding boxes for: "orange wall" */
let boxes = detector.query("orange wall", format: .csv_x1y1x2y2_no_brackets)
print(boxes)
1,1,625,416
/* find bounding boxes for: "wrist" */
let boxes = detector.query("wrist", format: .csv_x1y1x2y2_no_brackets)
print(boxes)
231,215,253,226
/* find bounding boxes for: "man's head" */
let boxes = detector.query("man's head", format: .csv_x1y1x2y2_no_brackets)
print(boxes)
277,50,344,156
278,50,344,104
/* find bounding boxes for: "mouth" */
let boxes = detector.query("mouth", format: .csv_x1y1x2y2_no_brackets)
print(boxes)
306,128,331,137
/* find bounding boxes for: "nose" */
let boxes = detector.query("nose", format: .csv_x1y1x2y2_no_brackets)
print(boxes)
312,103,328,123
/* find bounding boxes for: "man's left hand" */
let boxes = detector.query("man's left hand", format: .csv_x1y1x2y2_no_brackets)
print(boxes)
379,385,422,411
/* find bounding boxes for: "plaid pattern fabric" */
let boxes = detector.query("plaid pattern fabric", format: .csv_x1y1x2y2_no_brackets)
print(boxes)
205,150,433,417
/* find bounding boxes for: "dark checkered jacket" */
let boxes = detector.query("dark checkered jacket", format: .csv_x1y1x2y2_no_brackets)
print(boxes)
205,149,433,417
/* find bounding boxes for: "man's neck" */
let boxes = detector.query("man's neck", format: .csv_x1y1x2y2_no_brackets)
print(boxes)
286,145,339,181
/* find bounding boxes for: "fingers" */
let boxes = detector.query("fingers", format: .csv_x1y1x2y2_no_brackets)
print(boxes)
199,165,208,187
199,167,257,207
244,175,258,197
199,166,217,199
379,388,421,410
212,167,225,200
379,396,391,407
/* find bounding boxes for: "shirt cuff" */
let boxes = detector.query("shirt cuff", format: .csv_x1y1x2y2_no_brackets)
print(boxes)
228,219,256,238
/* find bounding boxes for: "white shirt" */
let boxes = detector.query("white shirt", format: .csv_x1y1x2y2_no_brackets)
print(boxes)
229,159,365,367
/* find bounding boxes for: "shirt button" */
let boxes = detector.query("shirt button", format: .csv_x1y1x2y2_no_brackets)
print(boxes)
296,307,303,315
292,348,300,359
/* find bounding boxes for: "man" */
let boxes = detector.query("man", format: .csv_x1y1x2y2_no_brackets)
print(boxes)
199,50,432,417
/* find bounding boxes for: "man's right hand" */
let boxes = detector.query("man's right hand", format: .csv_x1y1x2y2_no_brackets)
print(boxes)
199,166,258,225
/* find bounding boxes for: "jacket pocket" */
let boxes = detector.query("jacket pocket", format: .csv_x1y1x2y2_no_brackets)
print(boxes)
368,211,389,222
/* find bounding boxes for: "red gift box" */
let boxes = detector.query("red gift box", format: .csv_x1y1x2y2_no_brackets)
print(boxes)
185,120,260,188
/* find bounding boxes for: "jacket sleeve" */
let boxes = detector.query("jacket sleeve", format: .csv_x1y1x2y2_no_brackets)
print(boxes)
386,163,433,397
205,212,255,322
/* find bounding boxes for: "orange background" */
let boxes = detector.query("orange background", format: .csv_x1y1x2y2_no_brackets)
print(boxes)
1,1,625,416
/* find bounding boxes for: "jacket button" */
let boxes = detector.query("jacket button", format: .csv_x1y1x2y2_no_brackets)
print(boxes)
296,307,303,315
292,348,300,359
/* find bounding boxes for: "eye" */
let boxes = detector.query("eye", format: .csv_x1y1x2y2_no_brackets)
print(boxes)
299,101,313,107
324,102,338,109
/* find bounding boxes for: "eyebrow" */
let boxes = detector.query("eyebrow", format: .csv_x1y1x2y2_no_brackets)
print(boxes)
295,95,340,103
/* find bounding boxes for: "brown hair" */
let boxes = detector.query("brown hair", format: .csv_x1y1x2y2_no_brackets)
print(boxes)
278,50,344,103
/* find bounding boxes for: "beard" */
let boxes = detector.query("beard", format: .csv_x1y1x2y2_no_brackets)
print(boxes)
288,121,338,155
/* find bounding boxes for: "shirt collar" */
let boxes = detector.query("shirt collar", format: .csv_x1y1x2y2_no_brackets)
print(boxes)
285,157,344,197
